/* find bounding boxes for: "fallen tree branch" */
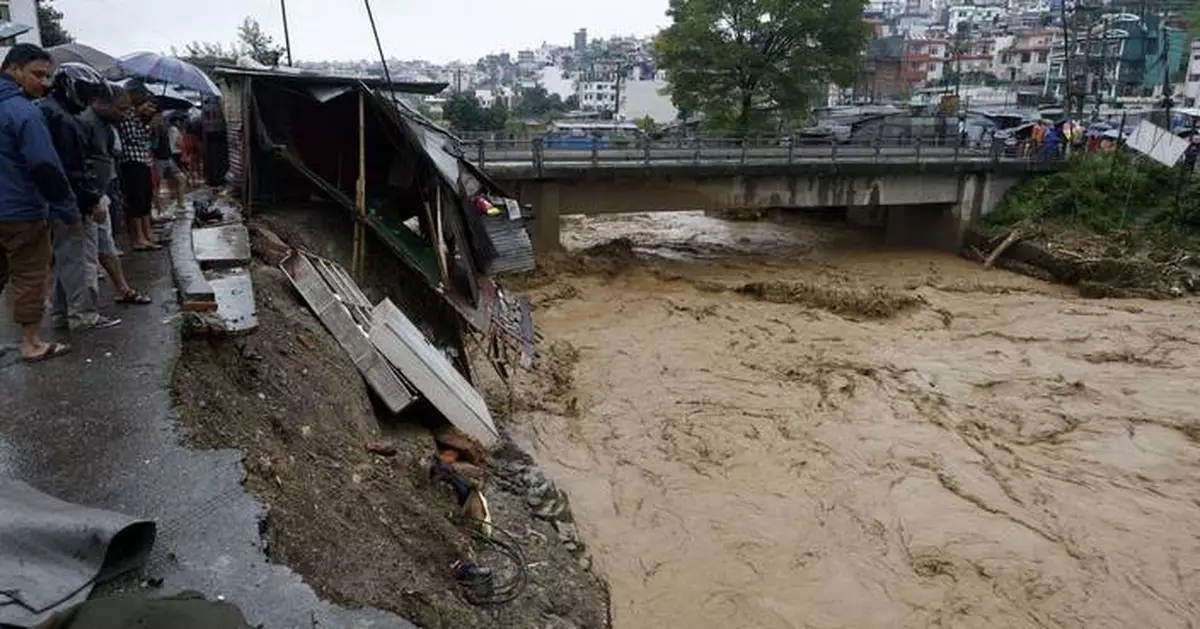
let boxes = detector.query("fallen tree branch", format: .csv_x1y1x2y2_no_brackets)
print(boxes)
985,226,1026,269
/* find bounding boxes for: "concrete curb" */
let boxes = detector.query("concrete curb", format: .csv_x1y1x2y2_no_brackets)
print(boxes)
169,200,217,312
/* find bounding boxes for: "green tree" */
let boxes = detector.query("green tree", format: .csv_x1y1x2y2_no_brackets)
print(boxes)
37,0,73,46
487,100,510,131
237,18,284,66
635,115,660,135
514,86,566,119
655,0,869,136
445,92,492,131
564,94,580,110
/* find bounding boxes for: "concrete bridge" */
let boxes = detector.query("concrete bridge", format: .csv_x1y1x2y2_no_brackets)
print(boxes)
469,139,1065,254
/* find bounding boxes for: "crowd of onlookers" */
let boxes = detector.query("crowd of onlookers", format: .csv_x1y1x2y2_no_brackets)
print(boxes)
0,43,203,363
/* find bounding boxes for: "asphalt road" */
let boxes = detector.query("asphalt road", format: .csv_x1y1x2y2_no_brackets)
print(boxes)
0,246,413,628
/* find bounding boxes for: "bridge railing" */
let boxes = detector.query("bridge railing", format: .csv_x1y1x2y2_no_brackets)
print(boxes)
462,135,1066,171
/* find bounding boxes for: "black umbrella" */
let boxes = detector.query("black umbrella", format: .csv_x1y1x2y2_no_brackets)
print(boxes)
48,43,119,74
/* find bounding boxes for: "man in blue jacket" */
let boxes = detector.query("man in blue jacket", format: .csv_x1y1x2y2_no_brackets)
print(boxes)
0,44,75,362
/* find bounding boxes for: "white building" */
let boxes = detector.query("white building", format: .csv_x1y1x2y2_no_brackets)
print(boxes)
620,73,677,124
538,66,576,101
577,75,618,112
947,5,1006,34
0,0,42,57
1185,39,1200,107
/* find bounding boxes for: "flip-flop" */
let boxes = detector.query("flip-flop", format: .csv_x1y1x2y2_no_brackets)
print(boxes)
22,342,72,363
117,289,153,305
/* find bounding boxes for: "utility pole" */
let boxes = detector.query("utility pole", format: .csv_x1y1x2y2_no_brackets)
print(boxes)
1059,0,1073,114
280,0,293,66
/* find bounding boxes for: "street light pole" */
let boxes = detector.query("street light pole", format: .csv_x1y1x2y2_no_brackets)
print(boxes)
280,0,294,66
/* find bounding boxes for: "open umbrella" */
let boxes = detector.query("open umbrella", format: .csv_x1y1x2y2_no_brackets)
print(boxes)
48,43,119,74
117,52,220,98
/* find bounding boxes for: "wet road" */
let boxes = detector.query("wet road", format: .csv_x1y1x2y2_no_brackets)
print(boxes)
0,249,413,628
512,212,1200,629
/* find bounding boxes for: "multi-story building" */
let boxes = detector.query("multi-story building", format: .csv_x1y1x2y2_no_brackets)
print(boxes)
576,73,618,112
574,29,588,54
1044,13,1188,101
947,5,1006,34
902,37,947,86
993,29,1056,84
857,35,908,100
0,0,42,55
1184,39,1200,106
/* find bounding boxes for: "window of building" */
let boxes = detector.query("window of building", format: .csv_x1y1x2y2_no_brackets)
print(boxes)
1190,74,1200,83
1021,52,1031,63
1038,52,1047,62
0,3,10,21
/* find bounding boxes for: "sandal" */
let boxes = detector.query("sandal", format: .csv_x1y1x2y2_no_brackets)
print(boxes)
133,243,163,251
117,289,153,305
22,342,72,363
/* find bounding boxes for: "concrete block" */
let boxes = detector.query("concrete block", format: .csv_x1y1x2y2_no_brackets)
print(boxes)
169,212,214,303
206,268,259,334
193,225,251,270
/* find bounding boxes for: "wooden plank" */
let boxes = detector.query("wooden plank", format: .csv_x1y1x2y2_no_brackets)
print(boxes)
369,299,499,446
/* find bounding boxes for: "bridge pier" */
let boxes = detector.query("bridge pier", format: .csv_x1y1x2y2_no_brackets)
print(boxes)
522,182,562,255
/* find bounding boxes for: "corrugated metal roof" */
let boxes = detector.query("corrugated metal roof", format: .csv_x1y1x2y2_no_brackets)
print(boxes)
213,66,448,95
483,214,535,275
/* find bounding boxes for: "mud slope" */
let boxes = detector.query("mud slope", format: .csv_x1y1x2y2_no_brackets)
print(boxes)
173,263,607,629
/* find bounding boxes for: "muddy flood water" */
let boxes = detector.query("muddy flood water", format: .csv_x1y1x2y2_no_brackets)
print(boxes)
507,211,1200,629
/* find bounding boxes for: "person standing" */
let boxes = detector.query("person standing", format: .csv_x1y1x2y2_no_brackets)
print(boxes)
116,85,160,251
150,112,185,214
0,44,75,361
79,86,151,305
40,62,121,331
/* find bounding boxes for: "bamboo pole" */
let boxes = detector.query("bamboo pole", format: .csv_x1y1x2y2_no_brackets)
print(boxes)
354,89,367,281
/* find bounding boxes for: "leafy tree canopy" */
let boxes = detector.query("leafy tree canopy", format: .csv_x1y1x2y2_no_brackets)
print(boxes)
444,92,509,132
514,86,567,119
37,0,73,47
655,0,869,135
180,17,283,67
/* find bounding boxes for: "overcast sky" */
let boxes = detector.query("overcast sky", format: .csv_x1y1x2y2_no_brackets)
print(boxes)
55,0,670,63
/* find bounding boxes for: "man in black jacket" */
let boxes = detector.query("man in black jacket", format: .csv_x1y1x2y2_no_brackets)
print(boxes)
41,62,121,331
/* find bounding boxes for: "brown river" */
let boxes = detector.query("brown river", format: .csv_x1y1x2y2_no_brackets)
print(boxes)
507,211,1200,629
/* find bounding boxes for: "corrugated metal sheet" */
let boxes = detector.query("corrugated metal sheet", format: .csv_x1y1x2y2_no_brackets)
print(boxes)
281,253,416,414
222,79,246,188
483,214,535,275
369,299,499,446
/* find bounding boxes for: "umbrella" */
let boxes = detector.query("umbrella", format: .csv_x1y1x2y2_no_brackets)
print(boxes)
113,78,197,111
48,43,119,74
117,52,220,97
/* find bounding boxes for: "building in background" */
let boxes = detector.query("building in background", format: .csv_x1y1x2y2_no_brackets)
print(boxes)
620,71,677,124
1184,39,1200,106
576,73,618,112
574,29,588,54
0,0,42,55
993,29,1056,84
